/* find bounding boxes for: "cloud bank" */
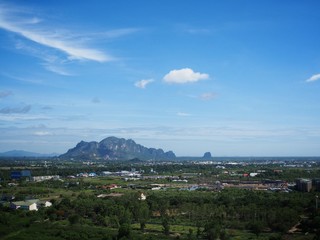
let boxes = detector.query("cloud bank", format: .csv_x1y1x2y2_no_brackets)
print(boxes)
163,68,209,84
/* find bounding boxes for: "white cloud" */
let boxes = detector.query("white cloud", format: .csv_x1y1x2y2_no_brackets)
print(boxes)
0,5,111,62
134,79,154,89
163,68,209,84
306,73,320,82
33,131,52,136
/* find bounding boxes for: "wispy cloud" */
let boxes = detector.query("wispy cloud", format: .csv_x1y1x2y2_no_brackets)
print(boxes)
43,64,73,76
0,16,112,62
306,73,320,83
3,73,45,85
185,28,211,34
163,68,209,84
0,105,31,114
186,92,216,101
0,90,13,98
33,131,52,136
92,28,141,39
200,92,216,101
0,3,115,77
134,79,154,89
0,113,52,122
176,24,212,35
177,112,191,117
14,40,73,76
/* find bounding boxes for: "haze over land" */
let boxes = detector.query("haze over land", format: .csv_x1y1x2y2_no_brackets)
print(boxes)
0,1,320,156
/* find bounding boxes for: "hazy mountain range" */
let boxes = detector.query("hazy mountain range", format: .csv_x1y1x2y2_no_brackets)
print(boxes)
0,150,58,158
1,137,213,160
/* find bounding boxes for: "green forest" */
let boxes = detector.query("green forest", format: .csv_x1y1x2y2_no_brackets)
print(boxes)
1,159,320,240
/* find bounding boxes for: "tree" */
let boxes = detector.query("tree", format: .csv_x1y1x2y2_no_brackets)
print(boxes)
119,208,132,225
203,218,226,240
187,228,196,240
117,223,131,239
68,214,80,225
162,216,170,236
137,202,150,231
267,207,298,233
96,214,106,226
204,223,220,240
247,221,264,236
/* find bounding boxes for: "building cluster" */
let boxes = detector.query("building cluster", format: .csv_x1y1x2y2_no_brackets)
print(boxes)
10,199,52,211
8,167,320,195
32,175,60,182
295,178,320,192
66,170,142,179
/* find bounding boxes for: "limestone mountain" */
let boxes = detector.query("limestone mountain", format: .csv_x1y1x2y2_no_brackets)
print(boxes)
202,152,213,159
59,136,176,161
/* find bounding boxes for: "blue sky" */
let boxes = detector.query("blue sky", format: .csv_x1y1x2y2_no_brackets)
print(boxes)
1,0,320,156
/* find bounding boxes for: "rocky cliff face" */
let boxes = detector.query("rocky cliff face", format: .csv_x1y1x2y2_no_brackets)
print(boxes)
60,136,176,161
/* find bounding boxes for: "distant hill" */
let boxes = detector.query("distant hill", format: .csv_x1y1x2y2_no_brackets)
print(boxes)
202,152,213,159
59,136,176,161
0,150,58,158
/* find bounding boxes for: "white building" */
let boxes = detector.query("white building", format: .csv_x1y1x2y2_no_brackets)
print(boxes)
11,199,39,211
138,193,147,200
32,175,60,182
10,199,52,211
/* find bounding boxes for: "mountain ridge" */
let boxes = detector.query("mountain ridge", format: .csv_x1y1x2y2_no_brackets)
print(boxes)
59,136,177,161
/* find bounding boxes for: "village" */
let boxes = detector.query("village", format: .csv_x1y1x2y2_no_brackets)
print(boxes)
2,159,320,215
